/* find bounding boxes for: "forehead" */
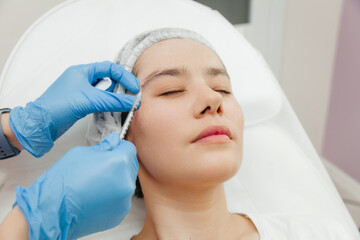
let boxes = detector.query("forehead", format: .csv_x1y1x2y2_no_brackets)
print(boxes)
133,38,225,79
143,38,212,54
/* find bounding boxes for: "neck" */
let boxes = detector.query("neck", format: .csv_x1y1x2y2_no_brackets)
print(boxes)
134,178,245,240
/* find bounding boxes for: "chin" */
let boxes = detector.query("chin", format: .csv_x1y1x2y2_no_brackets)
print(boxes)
191,154,242,184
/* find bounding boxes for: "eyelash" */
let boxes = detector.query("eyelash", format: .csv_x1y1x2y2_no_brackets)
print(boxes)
216,89,231,94
160,90,184,96
160,89,231,96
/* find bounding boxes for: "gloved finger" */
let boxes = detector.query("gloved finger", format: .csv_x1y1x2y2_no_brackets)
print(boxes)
114,140,139,172
96,132,121,151
90,89,137,113
93,135,139,172
85,61,140,94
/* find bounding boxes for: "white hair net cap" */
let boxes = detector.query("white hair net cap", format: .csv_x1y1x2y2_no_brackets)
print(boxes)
86,28,215,144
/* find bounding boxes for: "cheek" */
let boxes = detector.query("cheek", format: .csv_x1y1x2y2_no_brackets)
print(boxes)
132,100,185,141
127,100,187,177
225,98,244,140
233,101,245,168
230,100,245,160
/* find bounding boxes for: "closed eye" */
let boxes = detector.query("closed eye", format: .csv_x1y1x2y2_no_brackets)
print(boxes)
160,90,185,96
215,89,231,94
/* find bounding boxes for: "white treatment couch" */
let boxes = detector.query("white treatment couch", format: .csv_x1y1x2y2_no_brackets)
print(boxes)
0,0,359,239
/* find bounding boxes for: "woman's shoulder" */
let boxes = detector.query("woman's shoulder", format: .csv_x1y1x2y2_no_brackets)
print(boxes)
234,213,261,240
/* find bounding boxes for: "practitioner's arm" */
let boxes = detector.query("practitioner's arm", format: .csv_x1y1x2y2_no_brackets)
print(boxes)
3,61,139,159
1,113,23,151
1,132,138,239
0,206,28,240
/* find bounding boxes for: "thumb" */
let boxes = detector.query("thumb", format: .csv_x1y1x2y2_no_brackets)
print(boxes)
90,88,136,113
97,132,121,150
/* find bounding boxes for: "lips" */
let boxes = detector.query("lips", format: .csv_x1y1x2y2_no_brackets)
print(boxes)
192,125,232,143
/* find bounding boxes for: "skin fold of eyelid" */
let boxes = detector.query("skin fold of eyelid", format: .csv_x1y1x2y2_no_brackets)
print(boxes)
159,88,231,96
160,90,185,96
215,89,232,94
213,86,232,94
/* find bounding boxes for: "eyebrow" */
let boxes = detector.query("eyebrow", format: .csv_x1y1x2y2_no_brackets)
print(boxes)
141,66,230,88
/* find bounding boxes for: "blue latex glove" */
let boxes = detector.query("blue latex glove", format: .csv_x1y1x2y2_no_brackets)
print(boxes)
14,132,138,240
9,61,140,157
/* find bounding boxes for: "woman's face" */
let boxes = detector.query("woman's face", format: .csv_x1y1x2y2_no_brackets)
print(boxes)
127,38,244,188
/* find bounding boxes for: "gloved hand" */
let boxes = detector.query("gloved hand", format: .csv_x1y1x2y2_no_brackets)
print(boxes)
14,132,138,240
9,61,139,157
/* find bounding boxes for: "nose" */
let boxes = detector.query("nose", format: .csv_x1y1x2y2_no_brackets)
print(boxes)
193,85,223,118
